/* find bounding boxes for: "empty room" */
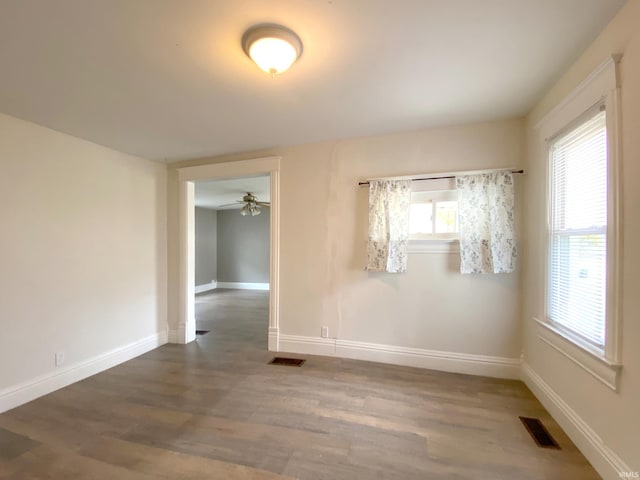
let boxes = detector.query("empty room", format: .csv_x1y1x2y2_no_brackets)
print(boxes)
0,1,638,479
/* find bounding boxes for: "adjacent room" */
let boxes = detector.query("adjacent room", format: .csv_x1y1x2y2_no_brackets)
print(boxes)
0,1,638,479
193,176,271,345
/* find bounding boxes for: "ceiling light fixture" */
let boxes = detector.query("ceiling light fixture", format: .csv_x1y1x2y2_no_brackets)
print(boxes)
240,203,261,216
242,24,303,76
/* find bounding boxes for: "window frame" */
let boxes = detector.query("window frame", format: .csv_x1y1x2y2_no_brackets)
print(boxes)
409,189,459,241
546,106,608,350
536,56,622,390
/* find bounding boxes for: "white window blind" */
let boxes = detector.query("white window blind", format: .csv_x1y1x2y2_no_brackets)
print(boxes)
548,108,607,347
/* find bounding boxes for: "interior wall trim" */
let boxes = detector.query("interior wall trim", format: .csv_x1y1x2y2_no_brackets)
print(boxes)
195,280,218,294
168,330,180,344
177,156,281,346
279,334,336,357
0,331,167,414
278,334,520,379
521,363,631,480
216,282,269,291
268,327,279,351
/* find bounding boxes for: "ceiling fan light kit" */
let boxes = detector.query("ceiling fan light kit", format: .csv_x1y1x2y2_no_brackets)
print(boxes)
242,23,302,76
218,192,269,216
241,203,261,216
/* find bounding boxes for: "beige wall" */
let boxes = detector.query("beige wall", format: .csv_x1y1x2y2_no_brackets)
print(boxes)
0,112,167,398
522,0,640,475
168,118,525,360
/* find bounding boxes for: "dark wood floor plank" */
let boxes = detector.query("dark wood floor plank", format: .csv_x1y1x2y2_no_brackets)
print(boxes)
77,436,296,480
0,428,40,462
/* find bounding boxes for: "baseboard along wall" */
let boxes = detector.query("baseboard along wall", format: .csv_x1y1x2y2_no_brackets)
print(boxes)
521,363,632,480
1,323,631,479
216,282,269,291
194,280,217,293
195,281,270,293
276,335,632,477
0,331,167,414
168,329,181,344
278,334,521,379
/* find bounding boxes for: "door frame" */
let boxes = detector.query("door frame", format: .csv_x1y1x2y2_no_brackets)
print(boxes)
177,156,281,349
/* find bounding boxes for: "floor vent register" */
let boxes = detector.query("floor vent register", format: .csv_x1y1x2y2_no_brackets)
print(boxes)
519,416,561,449
269,357,306,367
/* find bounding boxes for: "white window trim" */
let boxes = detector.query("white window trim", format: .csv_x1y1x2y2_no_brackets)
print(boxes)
533,317,621,390
408,239,459,254
536,55,622,390
409,189,459,246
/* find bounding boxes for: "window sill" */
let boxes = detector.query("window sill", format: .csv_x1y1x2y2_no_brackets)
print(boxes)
533,317,621,390
408,239,459,254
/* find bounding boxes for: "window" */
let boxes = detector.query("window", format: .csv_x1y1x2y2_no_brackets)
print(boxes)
537,56,621,389
409,190,458,240
547,107,607,348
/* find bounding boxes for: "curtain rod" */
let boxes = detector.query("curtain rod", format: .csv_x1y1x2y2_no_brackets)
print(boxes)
358,168,524,186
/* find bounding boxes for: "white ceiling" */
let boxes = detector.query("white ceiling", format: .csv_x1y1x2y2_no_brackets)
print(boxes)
195,175,270,210
0,0,626,162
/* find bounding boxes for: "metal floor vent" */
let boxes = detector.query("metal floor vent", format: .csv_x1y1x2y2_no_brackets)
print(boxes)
269,357,305,367
195,330,210,336
519,417,561,449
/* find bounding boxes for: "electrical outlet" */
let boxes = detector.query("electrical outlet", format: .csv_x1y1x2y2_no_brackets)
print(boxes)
321,326,329,338
55,351,65,367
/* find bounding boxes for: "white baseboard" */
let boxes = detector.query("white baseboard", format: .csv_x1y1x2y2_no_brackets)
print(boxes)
277,334,520,379
216,282,269,291
168,329,180,343
168,324,195,344
522,363,632,480
268,327,279,351
195,280,217,294
0,331,167,414
279,334,336,357
193,281,269,293
337,339,521,379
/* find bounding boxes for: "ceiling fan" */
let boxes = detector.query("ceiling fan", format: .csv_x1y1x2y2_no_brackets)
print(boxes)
219,192,270,216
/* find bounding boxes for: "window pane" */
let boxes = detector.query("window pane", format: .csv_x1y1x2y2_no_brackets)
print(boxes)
409,202,432,234
552,117,607,230
435,201,458,233
549,233,606,345
548,109,607,346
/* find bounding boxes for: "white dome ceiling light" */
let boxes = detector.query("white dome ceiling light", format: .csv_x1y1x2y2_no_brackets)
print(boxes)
242,24,303,76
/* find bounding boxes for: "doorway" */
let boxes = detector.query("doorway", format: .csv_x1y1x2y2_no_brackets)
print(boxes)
176,157,280,350
193,176,270,346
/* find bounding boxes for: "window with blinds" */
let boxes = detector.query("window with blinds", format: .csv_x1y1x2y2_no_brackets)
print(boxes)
547,107,607,347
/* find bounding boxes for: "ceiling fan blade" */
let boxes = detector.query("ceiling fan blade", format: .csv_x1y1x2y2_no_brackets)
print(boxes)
216,201,243,208
256,201,270,206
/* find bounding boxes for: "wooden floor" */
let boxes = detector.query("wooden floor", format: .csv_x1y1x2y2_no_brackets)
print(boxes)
0,289,600,479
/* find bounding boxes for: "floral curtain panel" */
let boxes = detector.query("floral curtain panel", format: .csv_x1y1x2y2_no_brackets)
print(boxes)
366,179,412,273
455,171,517,274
